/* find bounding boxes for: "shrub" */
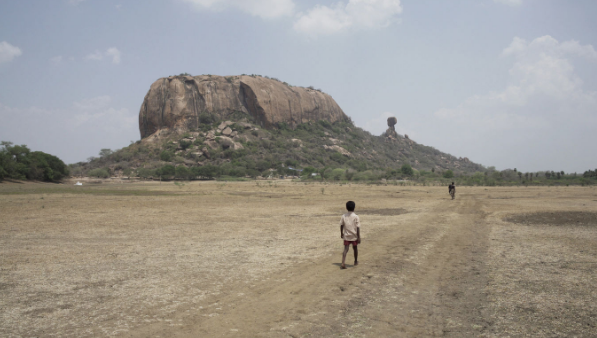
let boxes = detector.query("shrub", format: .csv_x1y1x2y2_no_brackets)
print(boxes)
443,170,454,179
88,168,110,178
331,168,345,181
120,151,133,161
175,165,191,179
284,159,298,167
192,164,220,179
99,148,113,158
137,168,155,178
199,113,215,125
179,140,192,150
123,168,133,178
401,163,414,176
345,169,355,181
302,166,316,177
330,152,347,164
156,165,175,178
229,167,246,177
353,170,373,181
160,151,173,162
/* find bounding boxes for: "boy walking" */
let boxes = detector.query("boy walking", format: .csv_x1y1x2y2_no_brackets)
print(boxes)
340,201,360,269
449,182,456,200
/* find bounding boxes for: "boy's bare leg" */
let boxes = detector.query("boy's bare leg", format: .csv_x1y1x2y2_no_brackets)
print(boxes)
341,245,350,269
353,245,358,265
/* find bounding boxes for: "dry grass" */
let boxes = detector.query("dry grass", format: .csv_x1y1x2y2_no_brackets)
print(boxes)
1,181,596,337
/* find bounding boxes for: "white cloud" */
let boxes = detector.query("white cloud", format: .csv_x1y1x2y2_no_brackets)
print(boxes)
433,36,597,171
493,0,522,6
294,0,403,36
73,96,112,110
0,41,23,64
106,47,121,64
436,36,597,127
85,50,103,61
50,56,63,64
85,47,121,64
71,96,135,132
181,0,295,19
502,35,597,60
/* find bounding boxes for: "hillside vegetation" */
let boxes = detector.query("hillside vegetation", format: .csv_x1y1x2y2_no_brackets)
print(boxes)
67,114,596,186
71,115,485,181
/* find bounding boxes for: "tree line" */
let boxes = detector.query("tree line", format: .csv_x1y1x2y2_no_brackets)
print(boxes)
0,142,69,182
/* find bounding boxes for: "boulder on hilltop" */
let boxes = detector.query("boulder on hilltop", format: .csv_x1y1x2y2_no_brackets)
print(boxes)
138,75,348,139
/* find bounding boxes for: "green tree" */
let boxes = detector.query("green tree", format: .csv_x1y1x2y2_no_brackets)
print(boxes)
331,168,345,181
99,148,113,158
443,170,454,179
137,168,155,179
175,165,191,179
28,151,69,181
302,166,316,178
193,165,219,179
199,113,215,125
345,169,355,181
160,151,173,162
0,142,68,182
88,168,110,178
401,163,414,176
157,165,175,178
330,152,347,164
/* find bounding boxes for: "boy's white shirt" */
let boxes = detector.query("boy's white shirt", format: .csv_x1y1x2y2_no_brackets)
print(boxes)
340,212,360,241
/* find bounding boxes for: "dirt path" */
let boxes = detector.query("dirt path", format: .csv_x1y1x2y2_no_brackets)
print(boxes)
124,195,491,338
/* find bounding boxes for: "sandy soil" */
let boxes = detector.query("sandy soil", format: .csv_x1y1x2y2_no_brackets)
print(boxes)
1,181,596,337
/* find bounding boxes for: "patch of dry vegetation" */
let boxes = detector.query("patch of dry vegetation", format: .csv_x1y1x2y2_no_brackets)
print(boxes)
1,183,596,337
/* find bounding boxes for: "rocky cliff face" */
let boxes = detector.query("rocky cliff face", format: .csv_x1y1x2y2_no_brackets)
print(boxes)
139,75,348,139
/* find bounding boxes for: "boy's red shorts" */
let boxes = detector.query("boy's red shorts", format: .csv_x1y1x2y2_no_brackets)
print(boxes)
344,240,358,246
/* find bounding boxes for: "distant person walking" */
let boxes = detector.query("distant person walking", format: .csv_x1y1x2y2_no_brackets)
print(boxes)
340,201,360,269
449,182,456,200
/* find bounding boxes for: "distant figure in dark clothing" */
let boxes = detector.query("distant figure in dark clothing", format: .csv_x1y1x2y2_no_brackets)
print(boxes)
449,182,456,200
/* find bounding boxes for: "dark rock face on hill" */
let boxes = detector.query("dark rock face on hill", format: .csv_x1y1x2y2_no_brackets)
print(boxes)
139,75,348,139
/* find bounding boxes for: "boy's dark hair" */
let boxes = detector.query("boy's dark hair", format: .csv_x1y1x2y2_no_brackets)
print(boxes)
346,201,356,211
452,182,454,185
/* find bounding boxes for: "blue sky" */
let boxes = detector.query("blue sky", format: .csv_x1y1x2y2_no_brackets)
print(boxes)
1,0,596,172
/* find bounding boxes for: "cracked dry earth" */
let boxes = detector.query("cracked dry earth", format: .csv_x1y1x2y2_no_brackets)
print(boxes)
1,182,596,337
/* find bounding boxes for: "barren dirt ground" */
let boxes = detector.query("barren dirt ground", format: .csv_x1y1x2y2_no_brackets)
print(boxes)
1,181,596,337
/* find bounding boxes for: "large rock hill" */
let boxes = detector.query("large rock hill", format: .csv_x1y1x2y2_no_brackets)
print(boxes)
75,74,487,180
139,75,348,139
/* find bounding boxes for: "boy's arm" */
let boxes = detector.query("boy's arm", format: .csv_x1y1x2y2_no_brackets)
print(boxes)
340,224,344,238
356,216,361,244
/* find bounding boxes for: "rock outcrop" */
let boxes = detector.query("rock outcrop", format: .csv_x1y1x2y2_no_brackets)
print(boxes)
139,75,348,139
387,117,397,129
385,116,399,141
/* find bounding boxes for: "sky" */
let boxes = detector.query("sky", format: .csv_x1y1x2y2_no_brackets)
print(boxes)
1,0,596,173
